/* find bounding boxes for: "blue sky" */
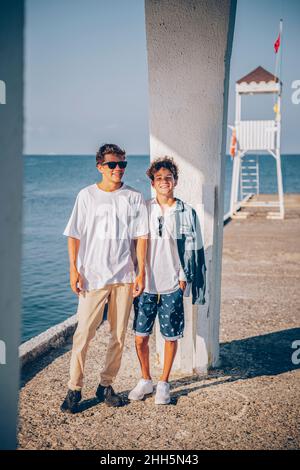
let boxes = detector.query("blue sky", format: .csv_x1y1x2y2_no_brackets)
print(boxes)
25,0,300,155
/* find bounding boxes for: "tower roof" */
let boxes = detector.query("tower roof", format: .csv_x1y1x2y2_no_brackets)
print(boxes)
237,66,280,84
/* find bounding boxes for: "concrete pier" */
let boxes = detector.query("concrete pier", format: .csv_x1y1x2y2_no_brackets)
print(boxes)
145,0,237,373
18,194,300,450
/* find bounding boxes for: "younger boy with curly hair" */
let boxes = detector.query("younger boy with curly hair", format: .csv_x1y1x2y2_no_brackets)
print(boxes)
129,157,206,405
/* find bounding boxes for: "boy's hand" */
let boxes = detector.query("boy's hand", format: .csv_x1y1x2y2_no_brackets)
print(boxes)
179,280,187,292
70,266,84,296
133,273,145,298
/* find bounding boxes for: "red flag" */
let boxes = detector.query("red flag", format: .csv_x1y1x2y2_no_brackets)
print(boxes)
274,34,281,53
230,129,237,158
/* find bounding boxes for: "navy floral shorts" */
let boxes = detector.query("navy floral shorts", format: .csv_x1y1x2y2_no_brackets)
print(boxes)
133,288,184,341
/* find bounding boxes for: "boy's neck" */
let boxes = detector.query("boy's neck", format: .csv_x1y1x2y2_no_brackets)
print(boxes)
156,193,176,208
97,179,123,192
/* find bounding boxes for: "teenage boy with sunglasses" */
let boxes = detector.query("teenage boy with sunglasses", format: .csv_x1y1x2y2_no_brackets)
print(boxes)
129,157,206,405
61,144,148,413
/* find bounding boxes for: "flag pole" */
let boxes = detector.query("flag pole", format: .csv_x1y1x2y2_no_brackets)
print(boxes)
278,18,283,94
274,19,283,84
273,19,283,109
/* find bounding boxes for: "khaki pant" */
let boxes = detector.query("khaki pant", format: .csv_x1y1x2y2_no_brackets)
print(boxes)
68,283,133,391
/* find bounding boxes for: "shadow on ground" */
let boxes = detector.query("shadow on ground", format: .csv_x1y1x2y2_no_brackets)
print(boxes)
219,327,300,378
166,327,300,404
20,340,72,388
21,327,300,410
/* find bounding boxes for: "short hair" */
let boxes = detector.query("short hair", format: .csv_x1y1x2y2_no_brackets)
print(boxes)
96,143,126,165
146,156,179,181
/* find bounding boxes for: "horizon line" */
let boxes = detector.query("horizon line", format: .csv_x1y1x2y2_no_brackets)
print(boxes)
23,152,300,157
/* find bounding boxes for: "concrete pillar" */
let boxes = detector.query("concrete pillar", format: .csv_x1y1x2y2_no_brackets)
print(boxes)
0,0,24,449
145,0,236,374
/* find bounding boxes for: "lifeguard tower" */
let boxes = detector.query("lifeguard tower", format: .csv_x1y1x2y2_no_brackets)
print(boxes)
229,66,284,219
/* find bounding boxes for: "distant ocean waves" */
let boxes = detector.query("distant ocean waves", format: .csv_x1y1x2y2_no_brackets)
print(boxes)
22,154,300,342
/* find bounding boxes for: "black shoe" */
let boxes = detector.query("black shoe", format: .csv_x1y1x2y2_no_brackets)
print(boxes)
60,389,82,413
96,384,124,407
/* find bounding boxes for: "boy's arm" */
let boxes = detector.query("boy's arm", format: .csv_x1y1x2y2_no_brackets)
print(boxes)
179,266,187,291
133,236,148,298
68,236,84,296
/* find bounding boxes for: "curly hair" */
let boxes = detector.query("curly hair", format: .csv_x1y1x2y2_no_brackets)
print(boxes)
96,143,126,165
146,156,179,181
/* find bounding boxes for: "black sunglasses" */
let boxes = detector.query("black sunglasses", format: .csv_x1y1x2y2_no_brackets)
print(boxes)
158,216,164,237
101,161,128,170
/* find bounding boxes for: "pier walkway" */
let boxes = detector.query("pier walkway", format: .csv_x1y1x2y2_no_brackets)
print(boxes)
19,194,300,450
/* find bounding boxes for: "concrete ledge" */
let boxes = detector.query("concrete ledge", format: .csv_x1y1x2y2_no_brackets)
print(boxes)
19,314,77,368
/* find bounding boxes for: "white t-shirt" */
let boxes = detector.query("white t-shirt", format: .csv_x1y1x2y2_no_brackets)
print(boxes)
144,198,186,294
63,183,149,290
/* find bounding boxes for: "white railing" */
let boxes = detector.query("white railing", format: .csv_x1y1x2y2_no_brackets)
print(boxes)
236,120,276,150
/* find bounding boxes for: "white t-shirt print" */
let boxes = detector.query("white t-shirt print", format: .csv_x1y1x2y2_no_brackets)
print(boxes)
144,198,187,295
63,183,149,291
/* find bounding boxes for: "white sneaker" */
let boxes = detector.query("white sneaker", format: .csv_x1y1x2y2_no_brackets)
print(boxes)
128,379,153,401
155,381,171,405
